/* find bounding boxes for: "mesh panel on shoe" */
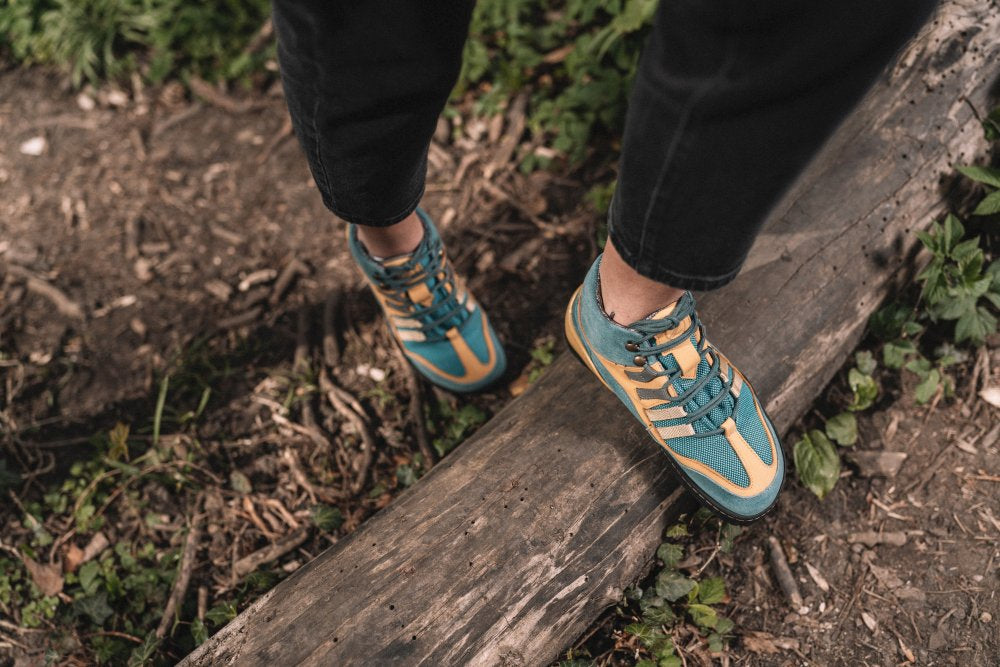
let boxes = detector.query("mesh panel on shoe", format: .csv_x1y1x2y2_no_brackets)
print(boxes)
666,334,734,433
666,432,749,487
736,392,774,465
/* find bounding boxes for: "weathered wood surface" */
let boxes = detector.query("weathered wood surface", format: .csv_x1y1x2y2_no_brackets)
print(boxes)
182,4,1000,665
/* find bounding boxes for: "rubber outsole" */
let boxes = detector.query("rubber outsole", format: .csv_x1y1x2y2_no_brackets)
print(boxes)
563,289,784,526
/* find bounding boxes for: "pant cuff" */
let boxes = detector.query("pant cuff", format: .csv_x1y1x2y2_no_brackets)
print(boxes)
608,227,744,292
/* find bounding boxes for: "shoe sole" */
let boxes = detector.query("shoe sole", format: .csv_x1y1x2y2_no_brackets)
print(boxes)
563,287,783,526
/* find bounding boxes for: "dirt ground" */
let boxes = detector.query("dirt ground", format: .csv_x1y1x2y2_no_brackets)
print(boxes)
1,66,998,665
569,346,1000,666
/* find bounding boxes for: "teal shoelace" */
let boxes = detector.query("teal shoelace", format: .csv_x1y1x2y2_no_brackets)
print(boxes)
372,235,471,342
629,293,736,437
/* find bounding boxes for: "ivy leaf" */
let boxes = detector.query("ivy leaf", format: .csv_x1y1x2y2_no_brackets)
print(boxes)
847,369,878,412
793,430,840,500
696,576,726,605
656,542,683,568
973,191,1000,216
882,339,916,370
655,570,696,602
914,368,940,404
191,617,209,646
204,602,237,628
854,351,877,376
719,523,741,554
73,591,113,626
664,523,688,538
78,561,102,596
956,165,1000,188
642,604,677,626
825,412,857,447
395,464,418,488
687,603,718,629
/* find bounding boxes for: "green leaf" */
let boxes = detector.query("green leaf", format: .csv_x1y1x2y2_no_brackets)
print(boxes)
847,369,878,412
664,523,688,538
793,430,840,500
687,603,718,629
955,306,996,345
656,542,683,568
624,622,660,647
655,570,696,602
973,191,1000,216
824,412,858,447
657,657,681,667
854,350,877,376
74,592,113,626
78,561,102,596
642,604,677,626
204,602,237,628
956,165,1000,188
191,617,208,646
310,504,343,533
914,368,940,404
719,523,741,554
715,616,735,634
882,339,916,370
868,302,911,341
696,576,726,604
395,464,418,488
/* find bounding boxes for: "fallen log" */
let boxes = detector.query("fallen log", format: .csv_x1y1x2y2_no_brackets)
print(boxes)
181,3,999,664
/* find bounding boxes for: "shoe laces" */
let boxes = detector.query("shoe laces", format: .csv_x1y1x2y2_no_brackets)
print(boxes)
371,234,470,342
629,293,735,436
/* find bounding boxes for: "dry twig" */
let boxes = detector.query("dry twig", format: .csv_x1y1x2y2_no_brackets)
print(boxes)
233,528,309,579
319,369,376,494
156,497,203,638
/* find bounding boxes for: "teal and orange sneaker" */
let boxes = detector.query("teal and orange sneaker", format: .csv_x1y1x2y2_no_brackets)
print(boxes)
348,208,506,393
565,257,784,523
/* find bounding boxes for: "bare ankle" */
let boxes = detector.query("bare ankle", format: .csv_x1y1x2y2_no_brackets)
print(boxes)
356,211,424,258
599,238,684,325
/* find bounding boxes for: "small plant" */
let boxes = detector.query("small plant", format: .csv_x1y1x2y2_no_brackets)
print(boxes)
426,400,488,457
601,513,740,665
916,213,999,345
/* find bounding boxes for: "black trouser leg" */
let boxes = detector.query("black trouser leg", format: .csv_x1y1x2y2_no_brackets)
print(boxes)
610,0,937,291
271,0,474,227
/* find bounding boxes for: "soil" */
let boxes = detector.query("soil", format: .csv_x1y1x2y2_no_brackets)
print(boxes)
567,347,1000,666
2,66,998,666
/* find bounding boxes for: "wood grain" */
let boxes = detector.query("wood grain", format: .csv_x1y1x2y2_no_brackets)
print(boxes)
181,3,1000,664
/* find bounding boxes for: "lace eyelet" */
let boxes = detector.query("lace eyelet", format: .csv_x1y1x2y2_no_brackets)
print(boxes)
633,355,646,367
624,341,639,352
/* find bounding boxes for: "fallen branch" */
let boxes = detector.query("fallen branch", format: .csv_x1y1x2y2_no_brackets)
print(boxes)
233,528,309,579
767,537,802,609
156,498,204,638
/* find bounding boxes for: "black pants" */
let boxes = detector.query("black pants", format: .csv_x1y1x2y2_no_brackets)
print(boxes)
272,0,935,291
